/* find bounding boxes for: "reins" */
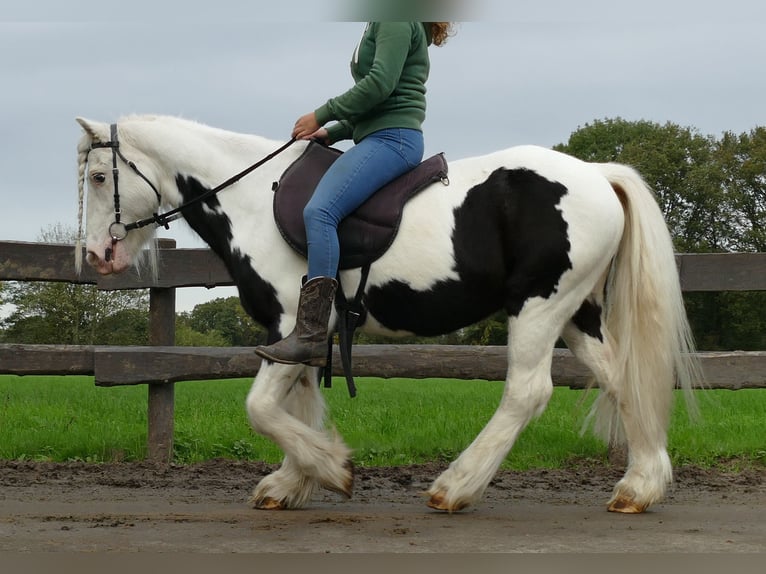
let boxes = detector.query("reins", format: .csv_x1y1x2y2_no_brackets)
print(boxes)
90,123,297,241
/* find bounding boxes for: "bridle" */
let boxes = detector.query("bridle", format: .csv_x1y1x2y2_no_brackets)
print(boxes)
89,124,163,249
87,123,297,256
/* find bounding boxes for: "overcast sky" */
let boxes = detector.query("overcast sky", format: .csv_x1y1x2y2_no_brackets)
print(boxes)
2,1,764,310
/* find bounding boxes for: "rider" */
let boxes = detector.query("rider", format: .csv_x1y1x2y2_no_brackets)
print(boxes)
255,22,454,366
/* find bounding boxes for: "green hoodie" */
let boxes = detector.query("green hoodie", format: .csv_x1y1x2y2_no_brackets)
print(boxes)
314,22,431,144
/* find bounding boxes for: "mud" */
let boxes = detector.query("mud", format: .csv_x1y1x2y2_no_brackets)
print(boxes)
1,459,764,553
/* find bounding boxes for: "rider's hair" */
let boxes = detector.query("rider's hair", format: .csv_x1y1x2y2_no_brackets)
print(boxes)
430,22,456,47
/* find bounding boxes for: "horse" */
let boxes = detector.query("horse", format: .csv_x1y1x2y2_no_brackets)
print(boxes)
75,114,700,513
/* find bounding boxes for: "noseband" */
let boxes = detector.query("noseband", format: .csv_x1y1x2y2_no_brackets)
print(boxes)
87,123,296,254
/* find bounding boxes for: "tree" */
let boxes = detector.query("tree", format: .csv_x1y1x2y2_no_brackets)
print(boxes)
178,296,268,347
174,318,230,347
0,224,149,345
457,311,508,346
553,118,726,252
0,282,7,323
714,127,766,252
93,308,149,346
555,118,765,350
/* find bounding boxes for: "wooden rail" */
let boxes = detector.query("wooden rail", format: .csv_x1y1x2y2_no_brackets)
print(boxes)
1,240,765,462
3,240,765,292
1,344,764,391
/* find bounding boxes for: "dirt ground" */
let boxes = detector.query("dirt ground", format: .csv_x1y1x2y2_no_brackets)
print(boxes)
1,459,764,553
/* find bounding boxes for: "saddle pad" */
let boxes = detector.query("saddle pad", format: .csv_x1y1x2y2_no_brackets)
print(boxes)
274,141,448,270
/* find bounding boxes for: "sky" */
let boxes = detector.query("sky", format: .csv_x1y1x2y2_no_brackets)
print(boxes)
2,0,765,311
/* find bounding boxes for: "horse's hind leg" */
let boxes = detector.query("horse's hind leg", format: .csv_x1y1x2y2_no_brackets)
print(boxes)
246,363,352,509
427,297,563,512
562,300,672,513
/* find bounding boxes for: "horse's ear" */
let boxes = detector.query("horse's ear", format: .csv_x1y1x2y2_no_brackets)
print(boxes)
76,117,108,143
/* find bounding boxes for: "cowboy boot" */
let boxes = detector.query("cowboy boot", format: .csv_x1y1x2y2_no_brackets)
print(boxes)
254,276,337,367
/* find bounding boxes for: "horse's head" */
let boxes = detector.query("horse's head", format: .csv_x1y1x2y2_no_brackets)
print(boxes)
76,117,161,275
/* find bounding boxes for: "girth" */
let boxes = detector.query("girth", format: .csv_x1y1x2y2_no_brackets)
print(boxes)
272,141,449,396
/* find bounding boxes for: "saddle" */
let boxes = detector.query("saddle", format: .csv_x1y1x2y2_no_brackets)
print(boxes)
272,141,449,397
273,141,448,270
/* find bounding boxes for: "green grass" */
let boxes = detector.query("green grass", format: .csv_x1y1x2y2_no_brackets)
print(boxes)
0,375,763,469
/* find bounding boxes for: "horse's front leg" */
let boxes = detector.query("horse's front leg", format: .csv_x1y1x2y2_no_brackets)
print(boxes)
246,362,353,509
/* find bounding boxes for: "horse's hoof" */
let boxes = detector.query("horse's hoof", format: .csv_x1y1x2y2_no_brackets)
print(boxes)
427,491,468,513
427,492,448,511
251,496,285,510
608,495,648,514
322,459,354,498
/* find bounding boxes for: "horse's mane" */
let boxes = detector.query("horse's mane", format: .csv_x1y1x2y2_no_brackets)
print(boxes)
118,114,282,151
75,134,91,275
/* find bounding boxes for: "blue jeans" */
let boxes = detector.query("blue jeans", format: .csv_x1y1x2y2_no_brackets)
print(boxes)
304,128,424,279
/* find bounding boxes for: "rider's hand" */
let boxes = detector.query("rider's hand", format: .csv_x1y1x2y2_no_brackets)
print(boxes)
292,112,321,140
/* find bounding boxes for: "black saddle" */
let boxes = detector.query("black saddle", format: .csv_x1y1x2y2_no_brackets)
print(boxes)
273,141,448,269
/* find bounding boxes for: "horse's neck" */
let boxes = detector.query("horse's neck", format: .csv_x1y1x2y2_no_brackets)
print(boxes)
125,117,299,205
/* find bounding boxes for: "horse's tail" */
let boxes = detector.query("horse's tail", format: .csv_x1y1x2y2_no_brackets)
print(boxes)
589,162,702,446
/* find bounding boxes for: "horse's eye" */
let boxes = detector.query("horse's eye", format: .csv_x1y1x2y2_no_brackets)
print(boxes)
91,172,107,184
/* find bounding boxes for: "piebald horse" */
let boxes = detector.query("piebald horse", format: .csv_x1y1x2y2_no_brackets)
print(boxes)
76,114,699,513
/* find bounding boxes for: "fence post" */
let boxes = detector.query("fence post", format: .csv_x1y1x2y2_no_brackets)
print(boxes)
147,238,176,464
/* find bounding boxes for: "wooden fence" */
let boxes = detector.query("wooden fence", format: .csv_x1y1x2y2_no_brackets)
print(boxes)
1,240,765,463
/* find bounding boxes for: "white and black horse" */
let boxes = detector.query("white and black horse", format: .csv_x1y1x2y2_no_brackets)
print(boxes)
76,114,699,513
